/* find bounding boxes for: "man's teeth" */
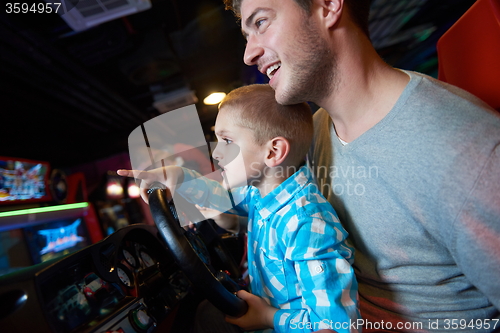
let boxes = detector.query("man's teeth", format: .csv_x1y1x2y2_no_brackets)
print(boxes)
266,63,281,78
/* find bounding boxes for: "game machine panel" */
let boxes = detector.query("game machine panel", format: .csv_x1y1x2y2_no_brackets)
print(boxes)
0,156,103,277
0,157,200,332
0,223,196,333
0,190,248,333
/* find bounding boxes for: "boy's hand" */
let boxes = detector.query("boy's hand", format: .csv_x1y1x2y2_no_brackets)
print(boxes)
225,290,277,331
196,205,240,234
117,166,183,204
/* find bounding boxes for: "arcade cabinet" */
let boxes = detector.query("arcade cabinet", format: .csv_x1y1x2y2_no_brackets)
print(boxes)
0,158,242,333
0,156,103,276
93,171,154,237
0,157,197,333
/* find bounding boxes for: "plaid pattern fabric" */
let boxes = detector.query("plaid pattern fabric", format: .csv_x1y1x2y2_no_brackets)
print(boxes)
178,165,360,333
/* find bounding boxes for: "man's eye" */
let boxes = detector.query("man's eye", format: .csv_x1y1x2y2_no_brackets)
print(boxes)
224,138,233,144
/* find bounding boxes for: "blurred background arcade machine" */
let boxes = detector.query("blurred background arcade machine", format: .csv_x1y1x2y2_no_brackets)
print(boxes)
84,141,220,238
91,169,152,237
65,152,156,238
0,156,103,277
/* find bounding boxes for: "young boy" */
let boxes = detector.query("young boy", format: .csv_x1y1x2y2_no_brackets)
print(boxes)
118,84,359,333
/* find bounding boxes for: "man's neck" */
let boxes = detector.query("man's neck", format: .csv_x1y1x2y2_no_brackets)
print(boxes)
318,36,410,143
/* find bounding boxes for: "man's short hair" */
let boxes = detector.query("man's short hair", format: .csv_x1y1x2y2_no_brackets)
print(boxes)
219,84,313,166
223,0,371,38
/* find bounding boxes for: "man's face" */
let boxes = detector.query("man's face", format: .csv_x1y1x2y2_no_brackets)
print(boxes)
241,0,335,105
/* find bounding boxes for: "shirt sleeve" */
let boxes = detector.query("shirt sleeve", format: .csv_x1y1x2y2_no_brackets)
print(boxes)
451,144,500,310
176,167,250,216
273,210,360,333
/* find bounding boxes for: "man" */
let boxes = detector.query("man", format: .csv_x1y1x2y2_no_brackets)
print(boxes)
224,0,500,331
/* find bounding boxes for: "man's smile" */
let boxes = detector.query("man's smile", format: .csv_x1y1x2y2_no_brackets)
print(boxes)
266,62,281,79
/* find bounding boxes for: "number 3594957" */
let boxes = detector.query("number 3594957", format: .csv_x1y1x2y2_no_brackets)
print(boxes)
6,3,61,14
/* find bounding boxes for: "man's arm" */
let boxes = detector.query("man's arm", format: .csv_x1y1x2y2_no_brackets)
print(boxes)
452,144,500,310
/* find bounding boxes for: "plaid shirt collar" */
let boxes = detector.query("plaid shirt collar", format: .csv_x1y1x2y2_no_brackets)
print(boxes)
253,165,311,220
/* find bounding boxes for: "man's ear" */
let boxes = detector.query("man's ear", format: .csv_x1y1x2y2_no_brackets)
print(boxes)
264,137,290,167
313,0,344,29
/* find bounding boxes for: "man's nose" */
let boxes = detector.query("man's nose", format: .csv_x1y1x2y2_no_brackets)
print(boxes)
244,35,264,66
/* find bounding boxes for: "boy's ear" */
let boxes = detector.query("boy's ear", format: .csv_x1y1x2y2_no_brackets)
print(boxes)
264,137,290,167
312,0,344,29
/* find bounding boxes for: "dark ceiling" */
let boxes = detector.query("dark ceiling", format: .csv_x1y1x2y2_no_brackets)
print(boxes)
0,0,476,169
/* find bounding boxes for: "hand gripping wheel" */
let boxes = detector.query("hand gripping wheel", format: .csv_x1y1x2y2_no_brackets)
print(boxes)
147,185,247,317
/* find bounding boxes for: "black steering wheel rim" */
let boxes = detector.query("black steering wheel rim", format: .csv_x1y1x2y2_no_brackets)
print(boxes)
148,187,247,318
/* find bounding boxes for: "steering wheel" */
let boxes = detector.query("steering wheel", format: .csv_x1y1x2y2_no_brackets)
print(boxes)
147,185,248,318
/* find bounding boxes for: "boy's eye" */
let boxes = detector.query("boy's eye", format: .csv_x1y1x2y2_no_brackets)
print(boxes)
224,138,233,144
255,18,266,28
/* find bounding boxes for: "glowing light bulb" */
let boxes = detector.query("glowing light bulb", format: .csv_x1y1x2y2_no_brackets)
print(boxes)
128,183,141,199
203,92,226,105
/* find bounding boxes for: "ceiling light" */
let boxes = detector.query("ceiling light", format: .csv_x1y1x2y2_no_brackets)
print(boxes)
203,92,226,105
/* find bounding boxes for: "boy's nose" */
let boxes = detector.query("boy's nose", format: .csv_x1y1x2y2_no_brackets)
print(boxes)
211,143,222,161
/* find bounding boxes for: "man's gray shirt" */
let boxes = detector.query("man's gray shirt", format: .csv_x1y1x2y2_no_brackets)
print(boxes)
308,71,500,332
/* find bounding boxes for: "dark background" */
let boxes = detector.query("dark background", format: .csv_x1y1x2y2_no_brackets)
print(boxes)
0,0,477,169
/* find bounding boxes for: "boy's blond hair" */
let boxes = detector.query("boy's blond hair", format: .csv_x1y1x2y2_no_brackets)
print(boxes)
219,84,313,166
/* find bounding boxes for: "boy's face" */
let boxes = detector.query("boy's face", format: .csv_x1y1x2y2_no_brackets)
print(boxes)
212,107,268,189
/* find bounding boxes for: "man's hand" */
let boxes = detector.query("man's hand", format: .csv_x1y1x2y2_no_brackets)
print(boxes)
225,290,278,331
117,166,183,203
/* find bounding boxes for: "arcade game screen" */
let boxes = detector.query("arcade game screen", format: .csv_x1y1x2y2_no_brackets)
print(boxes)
23,217,92,264
0,157,51,204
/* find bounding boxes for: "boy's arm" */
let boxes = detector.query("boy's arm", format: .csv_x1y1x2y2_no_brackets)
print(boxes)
225,290,278,330
225,291,337,333
117,166,236,212
117,167,249,232
177,167,249,217
227,212,358,333
197,206,248,234
275,212,360,333
117,166,183,204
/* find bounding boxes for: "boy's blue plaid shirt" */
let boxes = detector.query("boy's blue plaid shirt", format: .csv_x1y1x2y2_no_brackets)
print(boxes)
178,165,360,333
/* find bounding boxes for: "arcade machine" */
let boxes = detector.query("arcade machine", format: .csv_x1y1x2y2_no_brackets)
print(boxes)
93,171,153,237
0,156,103,276
0,156,246,333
